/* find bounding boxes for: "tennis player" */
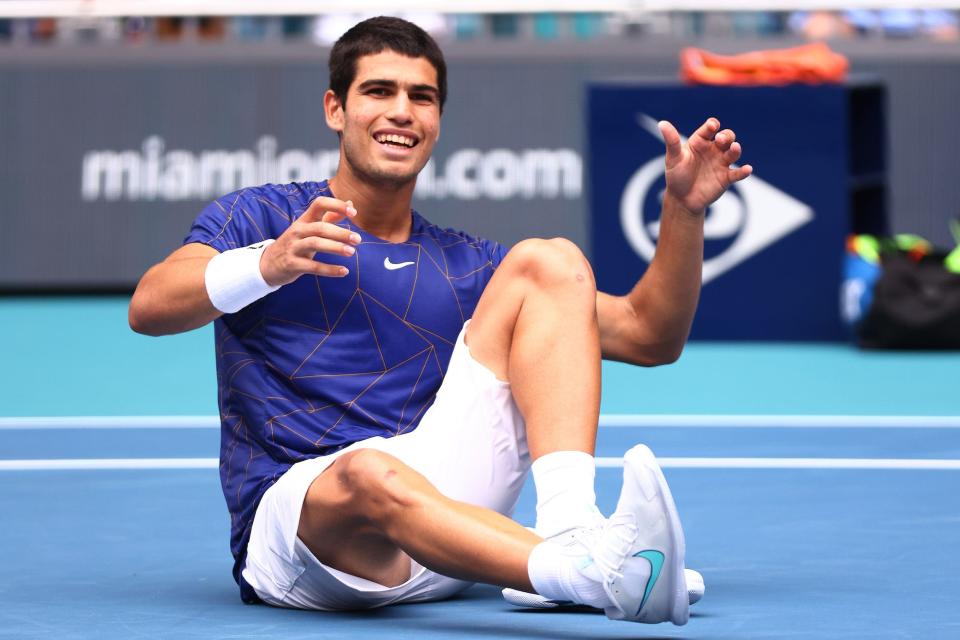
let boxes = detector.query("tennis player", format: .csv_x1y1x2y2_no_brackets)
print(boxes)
129,16,751,625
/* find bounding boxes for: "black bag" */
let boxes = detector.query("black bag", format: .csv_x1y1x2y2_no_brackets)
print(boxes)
858,249,960,349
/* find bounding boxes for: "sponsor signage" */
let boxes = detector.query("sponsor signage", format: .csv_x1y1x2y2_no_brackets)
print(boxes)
80,136,581,203
589,83,857,340
0,62,588,289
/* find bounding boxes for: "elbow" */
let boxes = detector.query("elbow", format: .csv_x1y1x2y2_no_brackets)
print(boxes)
128,300,150,336
128,312,152,337
652,338,687,366
651,346,683,366
629,340,685,367
128,290,162,336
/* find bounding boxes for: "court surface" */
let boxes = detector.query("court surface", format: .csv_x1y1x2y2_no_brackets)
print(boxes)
2,297,959,639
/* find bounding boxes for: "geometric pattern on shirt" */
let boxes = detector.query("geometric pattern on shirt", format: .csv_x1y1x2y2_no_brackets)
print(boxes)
236,219,495,449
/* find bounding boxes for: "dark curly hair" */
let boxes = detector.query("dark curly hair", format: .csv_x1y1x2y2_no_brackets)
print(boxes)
329,16,447,113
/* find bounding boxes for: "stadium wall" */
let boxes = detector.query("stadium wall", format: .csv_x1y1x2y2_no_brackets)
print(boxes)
1,38,958,290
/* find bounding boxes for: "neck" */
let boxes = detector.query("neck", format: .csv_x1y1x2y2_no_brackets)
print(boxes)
328,168,416,244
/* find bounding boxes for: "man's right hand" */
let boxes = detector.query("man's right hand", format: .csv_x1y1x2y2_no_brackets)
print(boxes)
260,197,362,286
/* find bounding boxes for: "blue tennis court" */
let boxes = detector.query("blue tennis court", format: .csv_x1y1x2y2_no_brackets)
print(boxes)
3,297,959,638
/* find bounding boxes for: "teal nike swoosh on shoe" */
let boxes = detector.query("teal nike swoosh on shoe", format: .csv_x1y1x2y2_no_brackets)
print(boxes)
633,549,664,612
505,445,694,625
501,567,704,609
598,444,689,624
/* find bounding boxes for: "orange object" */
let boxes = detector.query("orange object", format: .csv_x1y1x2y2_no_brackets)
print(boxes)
680,42,849,86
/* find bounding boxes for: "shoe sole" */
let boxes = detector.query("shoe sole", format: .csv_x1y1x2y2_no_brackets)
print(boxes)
619,444,689,625
502,568,703,609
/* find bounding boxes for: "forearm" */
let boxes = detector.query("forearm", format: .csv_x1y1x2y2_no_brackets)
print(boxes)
619,194,705,363
129,257,222,336
599,116,749,364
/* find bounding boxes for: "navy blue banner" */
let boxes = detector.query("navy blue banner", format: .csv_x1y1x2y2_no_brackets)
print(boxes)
588,83,880,341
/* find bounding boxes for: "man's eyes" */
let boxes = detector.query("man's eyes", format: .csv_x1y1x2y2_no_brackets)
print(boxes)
364,88,435,103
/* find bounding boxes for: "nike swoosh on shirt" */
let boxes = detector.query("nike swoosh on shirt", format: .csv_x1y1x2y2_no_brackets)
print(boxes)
633,550,665,615
384,257,415,270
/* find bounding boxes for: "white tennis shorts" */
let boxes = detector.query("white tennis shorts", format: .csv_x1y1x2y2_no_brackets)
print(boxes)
242,321,531,610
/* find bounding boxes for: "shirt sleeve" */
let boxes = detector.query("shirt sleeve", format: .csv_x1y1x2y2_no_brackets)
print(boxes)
485,238,509,269
183,188,273,253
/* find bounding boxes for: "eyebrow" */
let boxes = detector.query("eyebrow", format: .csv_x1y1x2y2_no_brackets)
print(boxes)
357,79,439,97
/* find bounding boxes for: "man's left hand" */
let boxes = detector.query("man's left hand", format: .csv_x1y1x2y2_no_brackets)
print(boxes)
659,118,753,215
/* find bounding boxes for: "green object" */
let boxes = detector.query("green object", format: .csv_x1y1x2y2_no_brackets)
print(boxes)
893,233,931,253
945,248,960,273
947,220,960,274
851,235,881,264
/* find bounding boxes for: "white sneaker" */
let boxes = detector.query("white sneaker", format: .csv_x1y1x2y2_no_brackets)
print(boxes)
510,445,689,624
596,444,689,625
502,567,703,609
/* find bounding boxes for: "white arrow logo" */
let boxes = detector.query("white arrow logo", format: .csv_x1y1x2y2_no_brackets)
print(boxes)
620,114,814,285
384,257,415,271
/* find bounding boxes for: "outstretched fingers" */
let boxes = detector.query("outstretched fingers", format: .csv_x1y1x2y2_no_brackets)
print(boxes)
719,139,751,183
714,129,736,153
302,196,357,224
291,257,350,278
261,196,363,285
711,127,751,185
723,141,743,164
690,117,720,149
658,120,684,163
728,164,753,183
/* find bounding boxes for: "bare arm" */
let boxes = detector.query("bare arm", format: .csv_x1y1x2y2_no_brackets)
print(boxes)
129,196,361,336
128,243,221,336
597,118,752,366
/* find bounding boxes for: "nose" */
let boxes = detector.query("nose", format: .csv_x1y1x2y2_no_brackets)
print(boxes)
385,93,414,124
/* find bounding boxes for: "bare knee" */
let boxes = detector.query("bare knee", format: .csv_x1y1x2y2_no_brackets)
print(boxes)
504,237,596,292
329,449,422,526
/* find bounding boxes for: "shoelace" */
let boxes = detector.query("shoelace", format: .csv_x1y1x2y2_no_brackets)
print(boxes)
590,512,639,586
543,506,607,552
559,525,600,549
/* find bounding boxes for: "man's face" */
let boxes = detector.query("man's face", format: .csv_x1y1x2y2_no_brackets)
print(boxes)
326,50,441,189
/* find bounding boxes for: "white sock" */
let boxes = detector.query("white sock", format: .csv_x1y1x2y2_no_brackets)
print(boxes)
532,451,601,537
527,541,611,608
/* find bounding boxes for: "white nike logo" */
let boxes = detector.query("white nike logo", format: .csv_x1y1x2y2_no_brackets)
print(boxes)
383,257,415,271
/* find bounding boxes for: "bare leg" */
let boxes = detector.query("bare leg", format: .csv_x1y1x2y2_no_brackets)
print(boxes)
298,238,603,589
298,448,541,590
466,238,601,459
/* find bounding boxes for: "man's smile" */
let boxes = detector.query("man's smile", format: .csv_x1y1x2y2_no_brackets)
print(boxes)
373,129,420,151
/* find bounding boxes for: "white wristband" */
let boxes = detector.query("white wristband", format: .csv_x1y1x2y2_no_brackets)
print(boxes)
204,239,281,314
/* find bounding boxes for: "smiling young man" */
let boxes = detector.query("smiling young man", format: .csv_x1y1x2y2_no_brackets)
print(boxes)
129,16,750,625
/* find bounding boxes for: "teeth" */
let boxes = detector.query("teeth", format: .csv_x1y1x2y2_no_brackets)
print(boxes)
376,134,414,147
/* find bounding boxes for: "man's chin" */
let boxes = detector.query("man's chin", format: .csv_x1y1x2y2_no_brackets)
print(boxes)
365,167,423,190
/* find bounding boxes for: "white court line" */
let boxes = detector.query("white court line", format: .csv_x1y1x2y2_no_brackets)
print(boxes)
599,415,960,428
0,458,218,470
2,457,959,471
606,457,960,470
0,416,218,429
2,414,960,430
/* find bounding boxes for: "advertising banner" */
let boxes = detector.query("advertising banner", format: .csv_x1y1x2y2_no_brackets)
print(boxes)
0,61,586,289
588,83,870,340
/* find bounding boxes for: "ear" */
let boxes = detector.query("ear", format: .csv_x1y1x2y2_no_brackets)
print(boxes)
324,89,344,133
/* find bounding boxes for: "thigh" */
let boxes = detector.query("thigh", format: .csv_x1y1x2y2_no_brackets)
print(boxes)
244,445,472,610
244,324,531,607
296,449,413,588
241,442,400,604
